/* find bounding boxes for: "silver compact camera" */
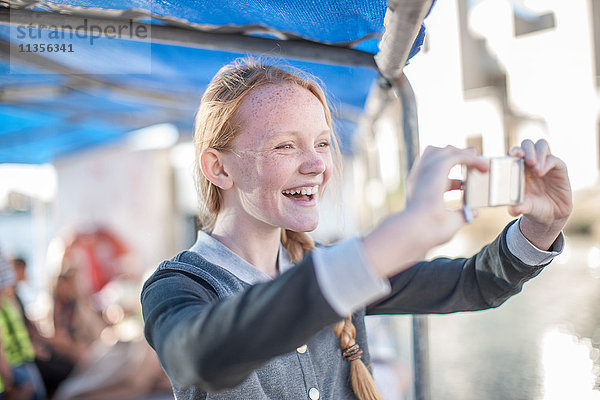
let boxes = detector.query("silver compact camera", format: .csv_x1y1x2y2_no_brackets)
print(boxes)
463,156,525,208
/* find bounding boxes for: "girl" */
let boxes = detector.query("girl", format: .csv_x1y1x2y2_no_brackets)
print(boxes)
141,58,572,400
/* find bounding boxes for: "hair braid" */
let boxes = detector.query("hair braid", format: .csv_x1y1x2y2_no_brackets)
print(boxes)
281,231,383,400
332,317,384,400
280,229,315,264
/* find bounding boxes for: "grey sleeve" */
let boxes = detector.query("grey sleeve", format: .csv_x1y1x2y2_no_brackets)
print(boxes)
312,237,391,317
366,220,548,315
506,217,564,265
312,219,563,317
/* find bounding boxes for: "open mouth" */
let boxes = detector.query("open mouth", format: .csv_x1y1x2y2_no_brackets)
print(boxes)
282,185,318,201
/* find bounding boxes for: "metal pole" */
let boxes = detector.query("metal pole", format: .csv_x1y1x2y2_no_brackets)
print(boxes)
394,74,420,174
373,1,433,396
393,73,430,400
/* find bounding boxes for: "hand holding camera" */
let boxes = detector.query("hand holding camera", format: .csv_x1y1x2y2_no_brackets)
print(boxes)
463,139,572,250
508,139,572,250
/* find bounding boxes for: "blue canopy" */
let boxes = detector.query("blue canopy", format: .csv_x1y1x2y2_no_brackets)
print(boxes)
0,0,428,163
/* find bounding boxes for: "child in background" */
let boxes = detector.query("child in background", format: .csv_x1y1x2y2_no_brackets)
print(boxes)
10,258,75,398
0,250,45,400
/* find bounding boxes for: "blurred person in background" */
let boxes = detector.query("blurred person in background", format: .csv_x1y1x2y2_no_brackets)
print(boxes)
0,250,46,400
141,59,572,400
10,258,74,398
50,268,105,365
7,259,31,330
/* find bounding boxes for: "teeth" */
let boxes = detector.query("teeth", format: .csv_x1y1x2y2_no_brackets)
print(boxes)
282,185,319,196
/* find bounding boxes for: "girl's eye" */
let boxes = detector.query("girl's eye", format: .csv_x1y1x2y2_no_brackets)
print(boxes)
317,141,330,148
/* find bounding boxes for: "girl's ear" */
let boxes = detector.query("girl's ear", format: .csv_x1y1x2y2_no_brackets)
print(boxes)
200,148,233,190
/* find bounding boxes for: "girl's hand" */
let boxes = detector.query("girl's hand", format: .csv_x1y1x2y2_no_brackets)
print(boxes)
404,145,489,247
363,145,489,278
508,139,572,250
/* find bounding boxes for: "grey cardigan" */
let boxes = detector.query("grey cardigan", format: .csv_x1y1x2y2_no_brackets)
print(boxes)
141,221,549,399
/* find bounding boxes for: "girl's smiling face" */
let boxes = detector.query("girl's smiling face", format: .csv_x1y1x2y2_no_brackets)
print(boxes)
221,83,334,233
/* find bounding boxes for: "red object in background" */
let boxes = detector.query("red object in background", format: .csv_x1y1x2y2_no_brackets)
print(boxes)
61,228,129,295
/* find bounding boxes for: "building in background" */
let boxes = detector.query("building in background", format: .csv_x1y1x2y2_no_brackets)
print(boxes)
405,0,598,192
351,0,600,240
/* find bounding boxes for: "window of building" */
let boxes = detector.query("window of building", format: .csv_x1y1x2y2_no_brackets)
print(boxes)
513,6,556,37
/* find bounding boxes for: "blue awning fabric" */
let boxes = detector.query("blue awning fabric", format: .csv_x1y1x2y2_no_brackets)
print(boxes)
0,0,428,163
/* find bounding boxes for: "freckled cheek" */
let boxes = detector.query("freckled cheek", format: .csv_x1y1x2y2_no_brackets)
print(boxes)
232,154,275,191
257,155,296,178
254,160,289,194
232,167,255,191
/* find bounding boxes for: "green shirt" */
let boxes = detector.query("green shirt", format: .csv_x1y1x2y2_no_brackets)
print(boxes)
0,297,35,366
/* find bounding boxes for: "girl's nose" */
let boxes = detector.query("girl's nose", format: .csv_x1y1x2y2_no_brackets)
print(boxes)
299,149,327,175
